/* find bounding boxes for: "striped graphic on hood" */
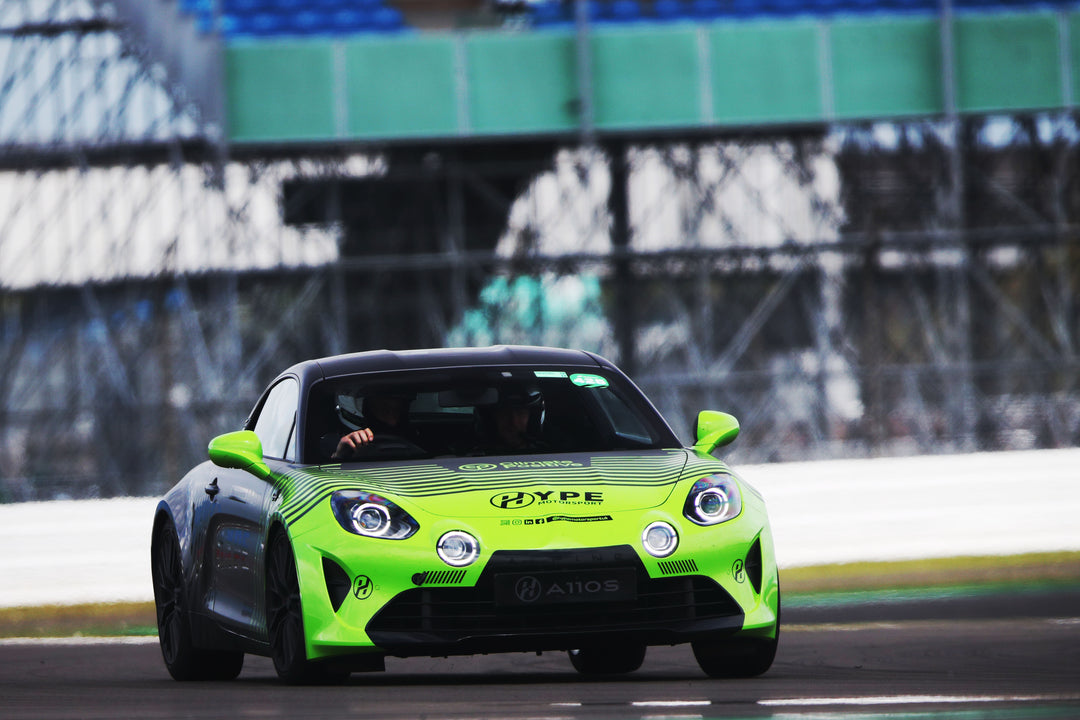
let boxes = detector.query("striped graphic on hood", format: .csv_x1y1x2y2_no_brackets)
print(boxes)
275,450,729,526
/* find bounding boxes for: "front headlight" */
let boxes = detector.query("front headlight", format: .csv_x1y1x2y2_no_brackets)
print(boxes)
331,490,419,539
683,473,742,526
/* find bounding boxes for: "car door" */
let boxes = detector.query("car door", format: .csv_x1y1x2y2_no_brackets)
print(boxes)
206,377,298,639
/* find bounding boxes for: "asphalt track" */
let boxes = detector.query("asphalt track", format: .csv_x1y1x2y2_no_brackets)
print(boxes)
2,592,1079,720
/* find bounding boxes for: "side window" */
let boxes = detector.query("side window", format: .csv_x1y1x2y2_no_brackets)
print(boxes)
252,378,299,461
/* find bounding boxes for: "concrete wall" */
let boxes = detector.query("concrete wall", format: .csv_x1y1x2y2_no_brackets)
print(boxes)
1,448,1077,608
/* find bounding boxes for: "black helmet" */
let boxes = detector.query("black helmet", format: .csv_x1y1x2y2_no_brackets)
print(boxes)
494,384,545,438
498,385,543,409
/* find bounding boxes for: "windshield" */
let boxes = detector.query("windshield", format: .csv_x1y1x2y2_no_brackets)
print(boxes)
304,366,677,463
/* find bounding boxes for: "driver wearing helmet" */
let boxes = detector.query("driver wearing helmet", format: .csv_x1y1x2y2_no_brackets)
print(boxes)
478,384,546,453
331,392,420,460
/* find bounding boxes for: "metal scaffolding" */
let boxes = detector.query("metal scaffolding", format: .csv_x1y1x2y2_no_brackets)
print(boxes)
1,1,1077,502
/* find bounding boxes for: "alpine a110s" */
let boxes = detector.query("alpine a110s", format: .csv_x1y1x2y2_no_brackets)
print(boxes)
151,346,779,683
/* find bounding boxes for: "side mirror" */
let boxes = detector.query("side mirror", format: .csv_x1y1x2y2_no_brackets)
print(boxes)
692,411,740,455
208,430,271,480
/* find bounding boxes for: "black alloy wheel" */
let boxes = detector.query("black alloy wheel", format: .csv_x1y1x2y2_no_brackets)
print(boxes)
568,642,647,675
151,520,243,681
266,529,349,685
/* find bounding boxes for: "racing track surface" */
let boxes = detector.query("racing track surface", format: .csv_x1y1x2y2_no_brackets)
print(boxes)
3,592,1079,720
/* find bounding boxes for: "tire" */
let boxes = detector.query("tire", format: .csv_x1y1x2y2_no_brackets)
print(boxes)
151,520,244,681
692,585,780,679
568,643,647,675
266,529,349,685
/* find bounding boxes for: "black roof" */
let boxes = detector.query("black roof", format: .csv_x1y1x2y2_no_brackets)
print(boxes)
282,346,618,386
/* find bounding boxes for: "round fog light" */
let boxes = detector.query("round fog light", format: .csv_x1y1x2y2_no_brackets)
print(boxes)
642,521,678,558
437,530,480,567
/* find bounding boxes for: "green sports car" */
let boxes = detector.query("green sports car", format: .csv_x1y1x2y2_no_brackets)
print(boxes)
151,346,779,683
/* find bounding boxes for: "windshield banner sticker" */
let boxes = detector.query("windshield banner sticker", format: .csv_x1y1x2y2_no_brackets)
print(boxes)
459,459,589,471
569,373,609,388
498,459,586,470
455,462,591,472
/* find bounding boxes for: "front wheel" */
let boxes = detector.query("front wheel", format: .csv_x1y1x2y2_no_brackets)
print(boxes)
692,635,777,678
151,520,243,681
266,529,349,685
692,586,780,678
568,643,647,675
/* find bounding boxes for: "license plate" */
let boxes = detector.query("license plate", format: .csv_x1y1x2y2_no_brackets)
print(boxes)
494,568,637,606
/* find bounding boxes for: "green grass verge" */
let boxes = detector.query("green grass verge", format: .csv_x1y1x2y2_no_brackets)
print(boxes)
2,551,1077,638
781,550,1080,594
0,601,156,639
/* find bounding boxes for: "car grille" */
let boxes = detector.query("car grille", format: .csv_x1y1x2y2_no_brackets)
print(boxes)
366,545,743,654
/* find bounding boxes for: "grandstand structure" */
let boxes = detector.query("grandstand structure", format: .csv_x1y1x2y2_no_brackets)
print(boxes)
1,0,1077,500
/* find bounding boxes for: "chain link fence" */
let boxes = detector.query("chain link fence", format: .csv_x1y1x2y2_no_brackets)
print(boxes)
1,2,1077,501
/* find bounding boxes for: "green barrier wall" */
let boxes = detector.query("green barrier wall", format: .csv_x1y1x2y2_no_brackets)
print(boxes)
831,17,943,119
226,11,1076,143
710,22,823,124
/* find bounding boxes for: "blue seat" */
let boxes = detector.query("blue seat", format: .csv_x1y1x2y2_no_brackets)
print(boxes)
762,0,806,16
247,11,286,36
843,0,884,14
197,9,215,32
811,0,846,14
178,0,209,14
885,0,927,11
584,0,608,21
372,5,405,31
221,13,254,38
177,0,217,33
689,0,724,17
607,0,644,22
724,0,763,18
531,1,571,26
221,0,267,12
267,0,305,11
653,0,691,19
293,9,334,34
331,8,373,31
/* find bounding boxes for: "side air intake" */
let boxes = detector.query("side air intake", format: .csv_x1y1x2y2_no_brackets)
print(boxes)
745,537,763,595
322,557,351,612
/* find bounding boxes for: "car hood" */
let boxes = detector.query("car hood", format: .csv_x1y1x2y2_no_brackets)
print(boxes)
311,449,694,518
